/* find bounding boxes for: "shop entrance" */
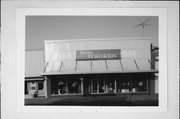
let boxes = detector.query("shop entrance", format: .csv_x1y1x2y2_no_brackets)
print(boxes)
88,79,115,94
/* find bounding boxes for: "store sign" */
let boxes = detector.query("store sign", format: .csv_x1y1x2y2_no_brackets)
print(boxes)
76,49,121,61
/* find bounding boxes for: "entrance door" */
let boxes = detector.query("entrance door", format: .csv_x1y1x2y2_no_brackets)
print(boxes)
37,82,44,97
88,79,115,94
88,79,107,94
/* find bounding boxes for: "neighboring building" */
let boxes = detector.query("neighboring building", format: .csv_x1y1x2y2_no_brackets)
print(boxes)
151,46,159,94
25,50,45,98
25,37,159,98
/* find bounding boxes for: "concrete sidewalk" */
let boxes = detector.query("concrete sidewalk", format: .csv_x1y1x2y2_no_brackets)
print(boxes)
25,94,158,106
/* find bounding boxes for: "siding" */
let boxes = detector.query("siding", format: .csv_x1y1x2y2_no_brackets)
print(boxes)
25,50,45,77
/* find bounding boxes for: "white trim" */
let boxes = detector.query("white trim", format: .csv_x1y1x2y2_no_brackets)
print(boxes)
41,70,158,76
44,37,152,43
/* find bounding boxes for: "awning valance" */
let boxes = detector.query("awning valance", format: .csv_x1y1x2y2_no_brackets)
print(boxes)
41,69,158,76
25,77,44,81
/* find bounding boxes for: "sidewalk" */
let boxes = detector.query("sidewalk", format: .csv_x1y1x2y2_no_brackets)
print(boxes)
25,94,158,106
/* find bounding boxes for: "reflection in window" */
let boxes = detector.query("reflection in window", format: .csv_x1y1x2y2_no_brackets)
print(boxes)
117,80,147,93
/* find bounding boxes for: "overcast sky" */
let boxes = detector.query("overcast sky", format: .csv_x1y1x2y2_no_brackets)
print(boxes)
25,16,158,50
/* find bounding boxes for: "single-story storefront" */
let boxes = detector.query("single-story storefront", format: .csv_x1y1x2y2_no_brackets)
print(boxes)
40,37,158,98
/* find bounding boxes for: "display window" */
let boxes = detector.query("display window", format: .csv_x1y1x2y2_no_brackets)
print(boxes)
51,78,82,95
117,79,147,93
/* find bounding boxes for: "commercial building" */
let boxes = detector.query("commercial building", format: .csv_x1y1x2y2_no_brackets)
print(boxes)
25,37,158,99
25,50,45,98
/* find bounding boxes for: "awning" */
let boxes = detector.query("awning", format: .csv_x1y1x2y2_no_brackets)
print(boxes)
41,59,158,76
41,69,158,76
25,77,44,81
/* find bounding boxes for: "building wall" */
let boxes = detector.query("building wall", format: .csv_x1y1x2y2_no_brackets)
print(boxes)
25,50,45,77
151,47,159,94
44,38,152,73
25,50,46,98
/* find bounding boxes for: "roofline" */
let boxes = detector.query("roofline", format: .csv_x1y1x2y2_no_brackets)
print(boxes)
44,37,152,43
41,69,158,76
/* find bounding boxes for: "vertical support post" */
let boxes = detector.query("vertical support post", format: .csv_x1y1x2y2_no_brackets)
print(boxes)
114,79,117,93
44,77,51,98
27,82,31,94
103,80,106,93
105,81,108,93
80,77,84,95
88,81,90,93
66,79,68,94
91,80,93,93
97,80,99,94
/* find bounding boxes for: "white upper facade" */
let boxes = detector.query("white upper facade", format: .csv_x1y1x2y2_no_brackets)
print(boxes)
43,37,153,75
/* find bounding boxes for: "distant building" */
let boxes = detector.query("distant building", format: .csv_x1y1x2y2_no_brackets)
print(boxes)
25,37,158,99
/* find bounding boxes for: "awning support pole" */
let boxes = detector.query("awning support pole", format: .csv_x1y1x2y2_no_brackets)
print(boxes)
148,59,155,69
134,59,139,70
44,62,49,73
119,60,124,71
105,60,108,71
59,62,63,72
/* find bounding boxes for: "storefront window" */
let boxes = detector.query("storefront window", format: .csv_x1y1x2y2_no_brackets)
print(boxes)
68,80,81,94
38,82,44,90
31,87,36,90
99,80,105,93
92,80,97,93
50,76,148,96
51,80,66,95
106,80,114,93
117,79,147,93
51,78,82,95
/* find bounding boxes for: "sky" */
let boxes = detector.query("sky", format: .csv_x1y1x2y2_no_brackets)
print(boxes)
25,16,158,50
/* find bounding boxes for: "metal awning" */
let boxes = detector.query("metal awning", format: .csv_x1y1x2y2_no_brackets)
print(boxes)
41,59,158,76
25,77,44,81
41,69,158,76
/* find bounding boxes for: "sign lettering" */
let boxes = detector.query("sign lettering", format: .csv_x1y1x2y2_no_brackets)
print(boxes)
76,49,121,61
